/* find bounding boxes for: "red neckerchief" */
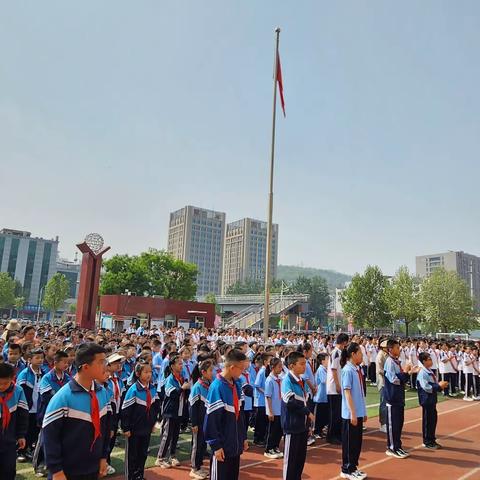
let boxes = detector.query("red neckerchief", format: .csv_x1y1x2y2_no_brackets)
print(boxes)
185,363,191,379
199,379,210,390
140,382,152,415
254,366,260,374
173,372,184,388
53,371,66,388
388,354,404,373
272,374,282,400
0,387,14,431
222,376,239,420
111,376,120,401
88,387,101,451
243,371,250,384
297,377,306,397
356,366,364,395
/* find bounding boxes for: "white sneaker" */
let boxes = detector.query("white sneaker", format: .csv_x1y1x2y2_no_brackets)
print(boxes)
170,457,181,467
190,469,208,479
155,458,172,468
264,450,279,459
463,397,474,402
106,465,116,475
307,436,316,446
379,425,387,433
355,470,368,479
340,472,362,480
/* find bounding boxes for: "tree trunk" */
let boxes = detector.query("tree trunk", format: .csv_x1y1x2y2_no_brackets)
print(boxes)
405,321,409,337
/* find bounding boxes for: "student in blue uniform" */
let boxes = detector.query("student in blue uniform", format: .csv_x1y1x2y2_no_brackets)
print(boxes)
42,343,112,480
121,360,160,480
313,353,329,438
7,343,26,379
240,358,256,435
189,358,214,480
253,352,272,446
16,346,44,462
105,352,125,475
204,349,248,480
33,350,70,476
264,357,284,459
181,346,195,432
339,343,367,480
281,351,314,480
416,352,448,450
0,362,29,480
383,339,415,459
156,353,191,469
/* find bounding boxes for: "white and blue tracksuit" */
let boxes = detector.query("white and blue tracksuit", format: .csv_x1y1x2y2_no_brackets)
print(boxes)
417,367,442,445
189,379,210,470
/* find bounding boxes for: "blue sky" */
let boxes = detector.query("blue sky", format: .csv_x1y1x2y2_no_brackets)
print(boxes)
1,1,479,276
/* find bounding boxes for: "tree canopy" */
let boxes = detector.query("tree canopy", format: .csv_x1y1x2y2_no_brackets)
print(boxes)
100,249,198,301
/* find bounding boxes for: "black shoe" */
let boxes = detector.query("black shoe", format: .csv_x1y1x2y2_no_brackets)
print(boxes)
253,441,266,447
327,438,341,445
432,442,442,449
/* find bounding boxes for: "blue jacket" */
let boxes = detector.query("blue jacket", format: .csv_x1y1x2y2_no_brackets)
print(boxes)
0,382,29,445
384,356,410,406
41,361,54,376
121,359,135,383
204,375,246,458
313,365,328,403
189,379,210,428
42,379,112,476
16,366,43,413
281,372,310,434
162,373,185,418
121,381,159,436
417,367,441,407
37,370,71,425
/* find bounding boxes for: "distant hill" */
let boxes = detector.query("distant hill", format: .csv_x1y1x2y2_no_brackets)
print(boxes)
277,265,352,290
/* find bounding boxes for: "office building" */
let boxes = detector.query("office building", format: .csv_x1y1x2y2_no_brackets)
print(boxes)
167,206,226,296
416,251,480,309
56,258,80,303
0,228,58,305
222,218,278,294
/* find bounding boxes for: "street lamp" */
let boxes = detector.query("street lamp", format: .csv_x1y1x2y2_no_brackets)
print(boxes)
36,285,46,325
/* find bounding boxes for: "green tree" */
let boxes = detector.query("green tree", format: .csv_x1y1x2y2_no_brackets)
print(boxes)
420,268,475,333
69,303,77,314
100,249,198,301
204,293,221,314
386,266,422,336
340,265,391,329
226,279,264,295
14,296,25,318
43,273,70,325
291,276,330,323
0,272,16,309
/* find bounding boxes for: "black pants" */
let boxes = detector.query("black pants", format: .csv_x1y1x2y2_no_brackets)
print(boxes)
32,428,45,471
386,403,404,451
314,403,329,434
460,371,465,391
181,389,191,430
266,415,282,451
464,373,474,397
283,431,308,480
378,387,386,426
421,404,437,445
107,413,120,464
254,406,267,443
409,372,417,389
65,474,99,480
327,394,342,442
368,363,376,383
210,454,240,480
341,417,363,474
243,410,252,435
191,428,207,470
20,412,40,454
157,417,181,459
0,443,16,480
125,434,150,480
441,372,456,396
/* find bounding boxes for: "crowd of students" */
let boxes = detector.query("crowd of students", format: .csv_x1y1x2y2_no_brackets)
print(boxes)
0,318,479,480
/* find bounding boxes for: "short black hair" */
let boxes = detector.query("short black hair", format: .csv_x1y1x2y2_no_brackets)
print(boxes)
54,351,69,363
224,349,246,366
8,343,21,353
387,339,399,350
0,363,15,379
336,333,349,345
317,353,327,363
234,341,247,349
286,351,305,367
75,343,106,369
30,347,45,356
418,352,431,364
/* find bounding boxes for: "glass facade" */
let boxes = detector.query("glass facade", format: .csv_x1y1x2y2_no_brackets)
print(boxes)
40,243,52,292
0,237,5,269
23,240,37,299
7,238,20,278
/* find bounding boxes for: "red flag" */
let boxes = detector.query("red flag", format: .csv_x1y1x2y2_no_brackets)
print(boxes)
276,52,286,117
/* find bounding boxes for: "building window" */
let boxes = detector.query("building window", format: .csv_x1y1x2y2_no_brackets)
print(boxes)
40,243,52,293
23,240,37,299
7,238,20,278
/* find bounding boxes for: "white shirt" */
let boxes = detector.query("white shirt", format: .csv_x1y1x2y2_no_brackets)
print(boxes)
326,347,342,395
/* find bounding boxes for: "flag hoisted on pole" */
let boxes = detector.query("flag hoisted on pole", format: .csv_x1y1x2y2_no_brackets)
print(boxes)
263,27,285,341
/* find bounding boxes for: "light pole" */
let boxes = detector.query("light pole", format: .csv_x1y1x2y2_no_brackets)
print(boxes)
36,285,45,325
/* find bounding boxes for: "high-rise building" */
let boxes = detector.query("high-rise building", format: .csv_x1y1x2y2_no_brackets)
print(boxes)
167,206,226,296
222,218,278,294
416,251,480,309
56,258,80,303
0,228,58,305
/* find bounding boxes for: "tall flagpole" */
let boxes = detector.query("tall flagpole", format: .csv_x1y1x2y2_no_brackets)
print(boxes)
263,27,281,342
